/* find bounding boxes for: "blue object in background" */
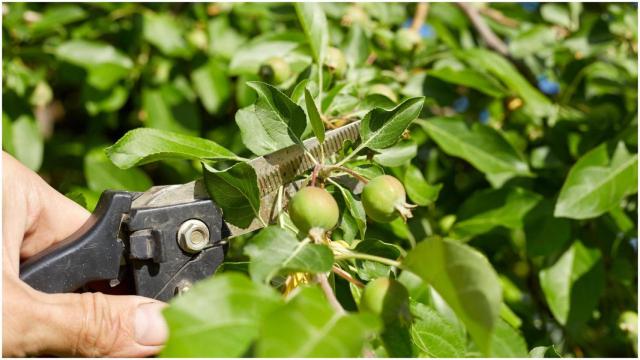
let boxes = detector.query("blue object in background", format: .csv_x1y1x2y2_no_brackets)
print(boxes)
520,2,540,12
401,19,435,38
479,109,490,124
453,96,470,113
537,75,560,95
631,237,638,252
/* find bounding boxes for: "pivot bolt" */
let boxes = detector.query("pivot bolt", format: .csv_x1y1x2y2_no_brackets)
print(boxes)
177,219,210,253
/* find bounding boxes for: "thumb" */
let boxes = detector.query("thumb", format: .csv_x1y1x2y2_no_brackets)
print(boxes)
32,291,168,357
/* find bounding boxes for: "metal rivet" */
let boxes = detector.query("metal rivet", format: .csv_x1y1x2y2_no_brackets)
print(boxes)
177,219,210,253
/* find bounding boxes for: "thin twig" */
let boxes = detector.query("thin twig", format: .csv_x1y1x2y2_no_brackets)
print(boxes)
410,3,429,32
332,266,365,288
316,273,345,314
479,7,519,28
457,2,509,56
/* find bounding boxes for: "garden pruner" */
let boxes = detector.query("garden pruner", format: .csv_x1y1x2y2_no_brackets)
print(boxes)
19,121,361,301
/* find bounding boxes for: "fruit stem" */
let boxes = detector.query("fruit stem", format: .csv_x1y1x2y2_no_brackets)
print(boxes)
305,150,319,166
324,165,369,184
277,185,285,228
315,273,345,314
310,164,322,187
332,265,364,288
334,252,402,268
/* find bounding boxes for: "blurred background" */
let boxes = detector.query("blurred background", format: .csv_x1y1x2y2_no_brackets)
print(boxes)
2,2,637,357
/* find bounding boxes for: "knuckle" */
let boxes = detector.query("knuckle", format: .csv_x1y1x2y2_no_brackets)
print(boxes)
75,293,127,357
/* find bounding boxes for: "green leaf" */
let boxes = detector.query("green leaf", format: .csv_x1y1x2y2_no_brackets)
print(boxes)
343,25,370,68
458,48,553,119
30,4,86,35
304,88,325,143
404,164,442,206
83,85,128,116
452,187,542,239
359,97,424,151
524,199,572,257
56,40,132,89
530,345,562,358
244,226,334,284
353,238,402,281
143,12,189,57
428,67,507,97
191,59,231,114
418,117,532,187
141,85,200,136
294,2,329,65
202,161,261,229
554,142,638,219
539,240,605,327
207,17,247,60
235,102,299,156
404,237,502,355
246,81,307,146
229,32,305,75
334,183,366,240
373,139,417,167
486,319,529,357
84,148,152,192
161,273,282,357
106,128,239,169
11,114,43,171
256,286,380,357
56,40,133,70
541,3,574,30
410,301,467,357
509,25,557,58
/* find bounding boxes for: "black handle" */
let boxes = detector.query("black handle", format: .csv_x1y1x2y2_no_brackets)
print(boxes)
19,191,133,293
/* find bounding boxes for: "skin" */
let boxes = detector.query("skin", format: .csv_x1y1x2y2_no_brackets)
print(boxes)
362,175,406,223
2,152,168,357
288,187,339,234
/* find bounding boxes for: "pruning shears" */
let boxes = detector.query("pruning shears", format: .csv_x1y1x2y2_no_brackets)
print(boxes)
20,121,361,301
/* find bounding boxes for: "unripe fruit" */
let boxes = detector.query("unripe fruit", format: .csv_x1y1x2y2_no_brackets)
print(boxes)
394,28,422,55
187,28,208,50
288,187,339,234
362,175,414,223
259,57,291,84
360,278,410,322
373,28,394,50
324,47,347,79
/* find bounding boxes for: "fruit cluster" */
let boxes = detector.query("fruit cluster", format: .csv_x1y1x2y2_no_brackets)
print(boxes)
289,174,414,236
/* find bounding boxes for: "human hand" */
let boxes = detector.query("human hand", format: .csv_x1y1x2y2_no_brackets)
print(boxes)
2,152,168,357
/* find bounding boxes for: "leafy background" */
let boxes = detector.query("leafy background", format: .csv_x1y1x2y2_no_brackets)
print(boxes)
2,2,638,357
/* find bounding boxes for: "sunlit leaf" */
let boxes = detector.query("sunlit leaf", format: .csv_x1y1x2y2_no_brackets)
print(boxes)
256,286,380,357
404,237,502,355
244,226,334,284
555,142,638,220
162,273,282,357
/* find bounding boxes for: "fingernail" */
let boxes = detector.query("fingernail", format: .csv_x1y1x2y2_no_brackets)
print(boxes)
135,302,169,346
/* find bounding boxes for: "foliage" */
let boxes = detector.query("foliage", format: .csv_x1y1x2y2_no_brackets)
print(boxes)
3,2,638,357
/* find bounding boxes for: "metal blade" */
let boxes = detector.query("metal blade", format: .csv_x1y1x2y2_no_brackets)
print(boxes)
132,121,361,237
